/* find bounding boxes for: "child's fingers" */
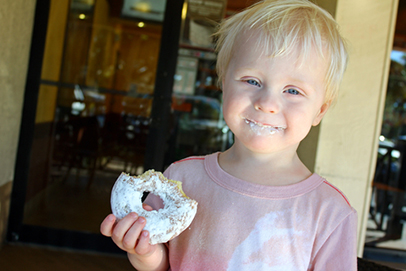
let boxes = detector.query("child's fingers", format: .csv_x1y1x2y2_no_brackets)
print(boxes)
122,216,147,251
102,212,153,255
142,203,153,211
134,230,156,256
111,213,139,244
100,214,116,237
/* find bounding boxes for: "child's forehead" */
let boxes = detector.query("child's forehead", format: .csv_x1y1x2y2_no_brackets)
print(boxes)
233,29,328,65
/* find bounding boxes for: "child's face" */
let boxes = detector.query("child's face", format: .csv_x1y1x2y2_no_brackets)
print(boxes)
222,34,330,155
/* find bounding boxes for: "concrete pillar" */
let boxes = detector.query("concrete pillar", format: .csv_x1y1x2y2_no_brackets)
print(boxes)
0,0,36,244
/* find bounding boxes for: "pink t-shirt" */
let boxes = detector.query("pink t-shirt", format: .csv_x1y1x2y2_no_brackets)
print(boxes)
145,152,357,270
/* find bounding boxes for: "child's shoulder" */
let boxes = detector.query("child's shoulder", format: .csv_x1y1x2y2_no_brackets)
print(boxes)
172,155,206,165
299,175,357,238
171,152,219,166
318,178,352,207
165,153,214,177
312,175,356,215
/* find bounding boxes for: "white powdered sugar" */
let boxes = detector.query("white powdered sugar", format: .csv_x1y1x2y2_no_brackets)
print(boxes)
244,118,286,136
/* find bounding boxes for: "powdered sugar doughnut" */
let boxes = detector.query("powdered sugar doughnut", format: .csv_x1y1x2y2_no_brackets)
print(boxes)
110,170,198,245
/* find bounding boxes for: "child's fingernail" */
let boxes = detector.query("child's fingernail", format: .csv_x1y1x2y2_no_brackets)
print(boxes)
138,217,145,224
142,231,148,237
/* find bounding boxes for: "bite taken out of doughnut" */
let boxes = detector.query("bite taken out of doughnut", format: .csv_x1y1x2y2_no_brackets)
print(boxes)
110,170,198,245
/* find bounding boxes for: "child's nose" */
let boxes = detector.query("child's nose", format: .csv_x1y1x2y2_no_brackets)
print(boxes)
254,92,281,114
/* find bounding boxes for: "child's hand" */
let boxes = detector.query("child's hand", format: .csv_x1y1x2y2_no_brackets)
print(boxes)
101,204,169,270
100,204,157,256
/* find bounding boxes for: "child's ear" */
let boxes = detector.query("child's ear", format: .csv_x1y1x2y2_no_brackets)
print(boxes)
312,101,331,126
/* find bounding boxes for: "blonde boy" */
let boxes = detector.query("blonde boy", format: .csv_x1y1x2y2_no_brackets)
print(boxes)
101,0,357,270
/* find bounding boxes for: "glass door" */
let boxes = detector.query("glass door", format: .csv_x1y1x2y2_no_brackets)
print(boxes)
364,1,406,262
365,49,406,254
25,0,166,233
8,0,240,253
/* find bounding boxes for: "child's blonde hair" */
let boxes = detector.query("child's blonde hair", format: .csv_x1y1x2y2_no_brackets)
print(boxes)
215,0,348,103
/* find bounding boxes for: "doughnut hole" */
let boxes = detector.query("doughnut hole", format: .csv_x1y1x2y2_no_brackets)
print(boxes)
143,192,164,211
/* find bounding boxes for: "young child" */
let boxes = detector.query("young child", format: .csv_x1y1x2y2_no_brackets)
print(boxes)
100,0,357,270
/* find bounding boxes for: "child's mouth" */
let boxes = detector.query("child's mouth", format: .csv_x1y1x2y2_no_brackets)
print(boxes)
244,118,286,135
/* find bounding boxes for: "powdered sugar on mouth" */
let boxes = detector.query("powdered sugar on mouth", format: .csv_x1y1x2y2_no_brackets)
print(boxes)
244,118,286,136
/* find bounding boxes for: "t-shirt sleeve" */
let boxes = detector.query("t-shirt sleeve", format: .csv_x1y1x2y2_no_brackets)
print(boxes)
311,209,358,271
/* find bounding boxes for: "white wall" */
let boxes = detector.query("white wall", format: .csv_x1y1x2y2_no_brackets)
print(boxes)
0,0,36,187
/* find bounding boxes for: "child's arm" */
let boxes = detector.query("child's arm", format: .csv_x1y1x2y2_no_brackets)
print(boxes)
100,209,169,271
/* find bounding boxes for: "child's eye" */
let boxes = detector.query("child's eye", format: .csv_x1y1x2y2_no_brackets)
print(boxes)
245,79,261,87
285,88,300,95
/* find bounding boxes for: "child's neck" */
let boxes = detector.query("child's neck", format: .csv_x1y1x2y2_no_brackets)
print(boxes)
218,146,312,186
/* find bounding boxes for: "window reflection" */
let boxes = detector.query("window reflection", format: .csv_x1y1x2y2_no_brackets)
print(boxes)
367,50,406,251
